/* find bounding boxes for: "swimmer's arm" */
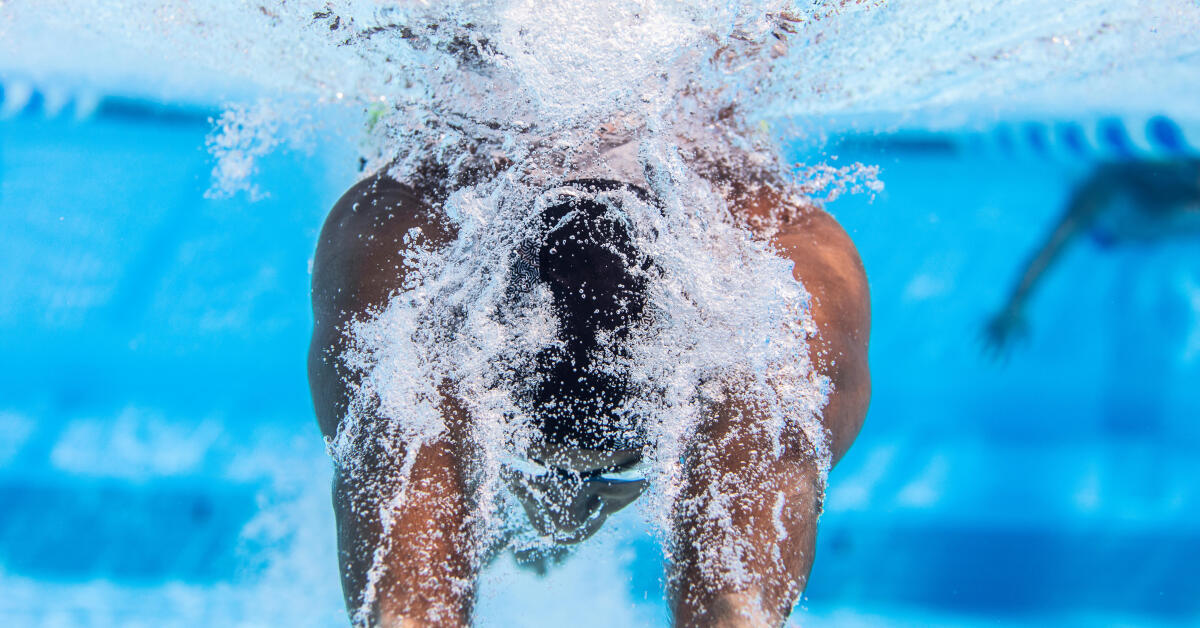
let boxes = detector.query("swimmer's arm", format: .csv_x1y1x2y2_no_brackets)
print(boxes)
329,412,476,627
309,173,474,625
672,398,825,627
670,208,870,625
1001,183,1107,315
987,172,1113,349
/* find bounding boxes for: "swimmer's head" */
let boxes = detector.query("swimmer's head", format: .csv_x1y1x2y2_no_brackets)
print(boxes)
512,180,652,452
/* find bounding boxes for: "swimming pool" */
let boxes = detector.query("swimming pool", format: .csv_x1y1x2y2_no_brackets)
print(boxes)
3,79,1198,626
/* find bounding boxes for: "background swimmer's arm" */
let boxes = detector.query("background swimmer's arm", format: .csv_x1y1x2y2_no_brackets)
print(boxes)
671,207,870,626
309,174,474,625
983,170,1114,354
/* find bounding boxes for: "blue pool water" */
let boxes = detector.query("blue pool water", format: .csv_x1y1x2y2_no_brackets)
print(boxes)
3,95,1200,626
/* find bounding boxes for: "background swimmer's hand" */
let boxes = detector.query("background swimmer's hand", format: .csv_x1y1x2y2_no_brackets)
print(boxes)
981,307,1029,360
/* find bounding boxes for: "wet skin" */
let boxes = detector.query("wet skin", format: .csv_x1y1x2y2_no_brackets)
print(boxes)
308,172,870,626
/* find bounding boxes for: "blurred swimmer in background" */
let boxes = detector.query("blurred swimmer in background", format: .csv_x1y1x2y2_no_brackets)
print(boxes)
308,132,871,625
985,158,1200,355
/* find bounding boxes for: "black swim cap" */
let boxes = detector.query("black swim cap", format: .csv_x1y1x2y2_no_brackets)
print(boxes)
513,179,653,452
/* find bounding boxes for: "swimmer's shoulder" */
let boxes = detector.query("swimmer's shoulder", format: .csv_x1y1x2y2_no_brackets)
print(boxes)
775,208,866,289
317,171,456,262
727,185,868,327
774,207,870,344
320,172,443,242
312,172,456,326
771,205,870,461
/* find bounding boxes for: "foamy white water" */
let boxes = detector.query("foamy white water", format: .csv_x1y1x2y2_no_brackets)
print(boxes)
3,1,1199,187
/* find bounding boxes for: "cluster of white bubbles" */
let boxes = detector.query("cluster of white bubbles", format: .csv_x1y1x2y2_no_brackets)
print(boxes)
7,0,1200,621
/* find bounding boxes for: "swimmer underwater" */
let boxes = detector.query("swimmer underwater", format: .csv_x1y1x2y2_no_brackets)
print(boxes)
309,150,870,627
307,10,871,628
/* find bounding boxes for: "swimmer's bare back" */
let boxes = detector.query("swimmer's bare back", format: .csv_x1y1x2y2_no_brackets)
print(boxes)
308,172,870,626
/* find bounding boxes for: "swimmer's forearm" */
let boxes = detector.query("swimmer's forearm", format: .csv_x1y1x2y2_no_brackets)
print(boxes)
1006,219,1080,312
678,590,782,627
671,461,821,628
1002,185,1107,316
670,391,823,627
334,484,472,626
332,433,476,627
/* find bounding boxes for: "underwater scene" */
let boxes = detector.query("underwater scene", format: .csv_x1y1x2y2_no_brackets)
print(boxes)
2,2,1199,626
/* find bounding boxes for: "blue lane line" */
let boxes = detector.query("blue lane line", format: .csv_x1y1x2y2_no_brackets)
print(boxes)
1,81,215,127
